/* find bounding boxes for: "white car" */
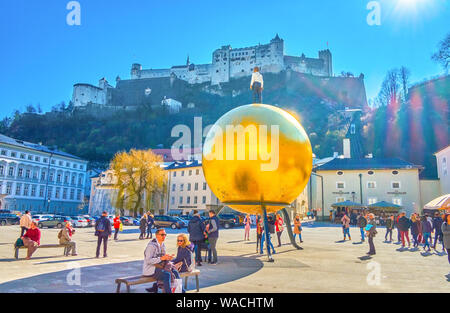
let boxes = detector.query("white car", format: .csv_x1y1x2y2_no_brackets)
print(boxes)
32,214,54,222
69,216,89,228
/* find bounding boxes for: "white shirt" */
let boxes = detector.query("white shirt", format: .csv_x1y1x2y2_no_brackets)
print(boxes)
250,72,264,89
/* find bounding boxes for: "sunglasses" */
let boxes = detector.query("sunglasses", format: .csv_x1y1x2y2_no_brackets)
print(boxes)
177,240,184,242
158,234,167,237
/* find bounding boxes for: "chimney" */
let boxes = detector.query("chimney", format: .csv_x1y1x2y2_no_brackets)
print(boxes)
343,138,351,159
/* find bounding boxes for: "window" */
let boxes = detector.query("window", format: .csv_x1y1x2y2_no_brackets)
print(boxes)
350,124,356,134
0,165,4,176
11,152,16,158
1,150,6,155
189,170,192,176
8,167,14,176
336,197,345,203
180,184,184,192
23,184,29,196
79,165,83,170
49,172,54,182
173,172,177,177
48,186,53,199
73,164,77,169
78,176,83,185
202,196,206,204
70,189,75,200
367,181,376,189
337,171,344,176
77,189,81,200
187,183,191,191
392,198,402,206
39,185,45,197
196,169,199,175
367,197,377,205
20,153,25,159
336,182,345,189
368,171,374,175
71,175,76,184
50,160,54,165
442,157,447,176
392,182,401,189
41,171,46,181
392,170,399,175
63,188,68,200
64,174,69,184
66,162,70,167
59,161,63,166
194,196,198,204
55,188,60,199
43,158,47,163
57,174,62,183
15,183,21,195
6,182,12,195
195,183,198,191
187,196,191,204
28,155,33,161
171,197,175,205
179,196,183,204
31,185,36,197
203,182,207,190
18,168,23,177
172,184,176,192
25,169,30,179
33,171,38,179
181,171,185,176
35,156,40,162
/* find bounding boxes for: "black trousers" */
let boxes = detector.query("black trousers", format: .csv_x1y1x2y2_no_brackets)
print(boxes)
252,82,262,103
139,229,146,239
114,228,119,240
146,225,152,238
385,228,392,241
256,233,262,252
276,231,283,247
368,237,376,255
96,235,108,257
20,226,28,237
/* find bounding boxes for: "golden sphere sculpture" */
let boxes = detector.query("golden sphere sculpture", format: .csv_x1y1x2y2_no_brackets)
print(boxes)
202,103,313,214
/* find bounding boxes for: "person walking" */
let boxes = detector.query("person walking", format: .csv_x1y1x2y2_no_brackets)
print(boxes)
21,221,41,260
410,214,420,248
250,67,264,103
357,213,368,242
147,213,154,239
394,214,402,243
113,214,121,240
243,214,251,241
275,213,284,247
432,212,443,250
385,215,394,242
142,228,181,293
397,212,411,248
206,210,219,265
256,214,263,253
260,214,276,255
187,210,206,267
293,214,303,243
94,211,112,258
59,221,77,256
139,213,147,240
19,210,32,237
341,212,351,241
441,214,450,264
421,215,432,252
366,214,377,255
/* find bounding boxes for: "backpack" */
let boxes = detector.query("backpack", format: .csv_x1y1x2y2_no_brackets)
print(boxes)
97,218,107,232
58,229,63,239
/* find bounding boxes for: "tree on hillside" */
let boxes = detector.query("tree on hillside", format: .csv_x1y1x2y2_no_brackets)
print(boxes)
432,32,450,71
376,69,399,107
110,149,167,216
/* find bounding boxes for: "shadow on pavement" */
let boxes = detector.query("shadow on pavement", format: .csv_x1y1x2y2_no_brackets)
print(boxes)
34,257,95,265
358,256,372,261
0,255,263,293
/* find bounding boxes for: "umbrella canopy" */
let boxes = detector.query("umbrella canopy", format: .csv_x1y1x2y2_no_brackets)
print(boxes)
424,194,450,211
331,200,365,209
367,201,402,213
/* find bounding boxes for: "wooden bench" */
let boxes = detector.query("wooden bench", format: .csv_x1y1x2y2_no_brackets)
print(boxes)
14,244,70,260
115,269,200,293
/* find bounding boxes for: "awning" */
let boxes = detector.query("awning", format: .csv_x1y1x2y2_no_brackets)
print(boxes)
367,201,402,212
423,194,450,211
331,200,366,209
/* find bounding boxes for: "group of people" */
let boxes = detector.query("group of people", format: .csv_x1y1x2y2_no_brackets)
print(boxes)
339,210,450,262
138,212,155,240
187,210,219,266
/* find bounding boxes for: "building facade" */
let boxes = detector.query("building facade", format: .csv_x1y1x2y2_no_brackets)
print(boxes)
0,134,88,214
435,145,450,195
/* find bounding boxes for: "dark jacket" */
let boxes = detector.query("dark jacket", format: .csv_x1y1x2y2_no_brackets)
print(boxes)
422,219,432,233
357,216,367,228
366,223,377,238
95,216,112,236
432,217,443,234
267,218,275,234
208,216,219,238
441,222,450,249
385,218,394,229
188,215,206,242
411,221,420,235
147,216,154,227
397,216,411,232
173,244,194,272
139,217,147,231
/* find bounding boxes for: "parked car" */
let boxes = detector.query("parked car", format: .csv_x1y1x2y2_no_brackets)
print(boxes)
120,216,134,226
32,214,54,222
153,215,186,229
82,215,95,227
217,213,241,229
0,213,20,226
69,216,89,228
38,216,66,229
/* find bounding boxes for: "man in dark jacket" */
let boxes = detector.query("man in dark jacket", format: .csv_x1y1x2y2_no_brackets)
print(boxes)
206,210,220,265
385,215,394,242
366,214,377,255
357,213,368,242
432,213,444,250
397,212,411,248
95,211,112,258
187,210,206,266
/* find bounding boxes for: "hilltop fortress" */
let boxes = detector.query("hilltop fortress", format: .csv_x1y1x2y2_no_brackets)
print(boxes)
72,35,338,111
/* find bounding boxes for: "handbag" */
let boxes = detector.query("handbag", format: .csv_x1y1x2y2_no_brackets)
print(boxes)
171,278,183,293
119,223,123,232
15,238,24,248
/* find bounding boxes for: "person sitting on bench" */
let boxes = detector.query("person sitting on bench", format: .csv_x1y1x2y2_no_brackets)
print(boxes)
21,221,41,260
143,228,182,293
59,221,77,256
172,234,194,273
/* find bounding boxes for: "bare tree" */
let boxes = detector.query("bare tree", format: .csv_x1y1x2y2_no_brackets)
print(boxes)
377,69,399,107
432,33,450,71
399,66,410,103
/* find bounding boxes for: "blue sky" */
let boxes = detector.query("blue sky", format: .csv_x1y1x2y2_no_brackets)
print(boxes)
0,0,448,117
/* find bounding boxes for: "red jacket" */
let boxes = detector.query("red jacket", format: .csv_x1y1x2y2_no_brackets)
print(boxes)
113,217,121,229
24,228,41,245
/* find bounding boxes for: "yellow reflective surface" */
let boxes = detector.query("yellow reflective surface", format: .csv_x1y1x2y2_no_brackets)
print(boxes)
202,103,313,214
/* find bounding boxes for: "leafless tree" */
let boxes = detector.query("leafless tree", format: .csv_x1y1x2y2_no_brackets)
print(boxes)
432,33,450,71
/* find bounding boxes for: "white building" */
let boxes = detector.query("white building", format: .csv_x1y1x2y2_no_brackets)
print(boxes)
435,145,450,195
161,97,182,114
0,134,88,214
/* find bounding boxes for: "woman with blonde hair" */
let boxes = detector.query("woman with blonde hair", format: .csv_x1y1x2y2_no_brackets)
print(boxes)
244,214,251,241
173,234,195,273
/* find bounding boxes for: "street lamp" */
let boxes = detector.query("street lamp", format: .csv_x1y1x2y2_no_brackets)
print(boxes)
351,191,356,202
